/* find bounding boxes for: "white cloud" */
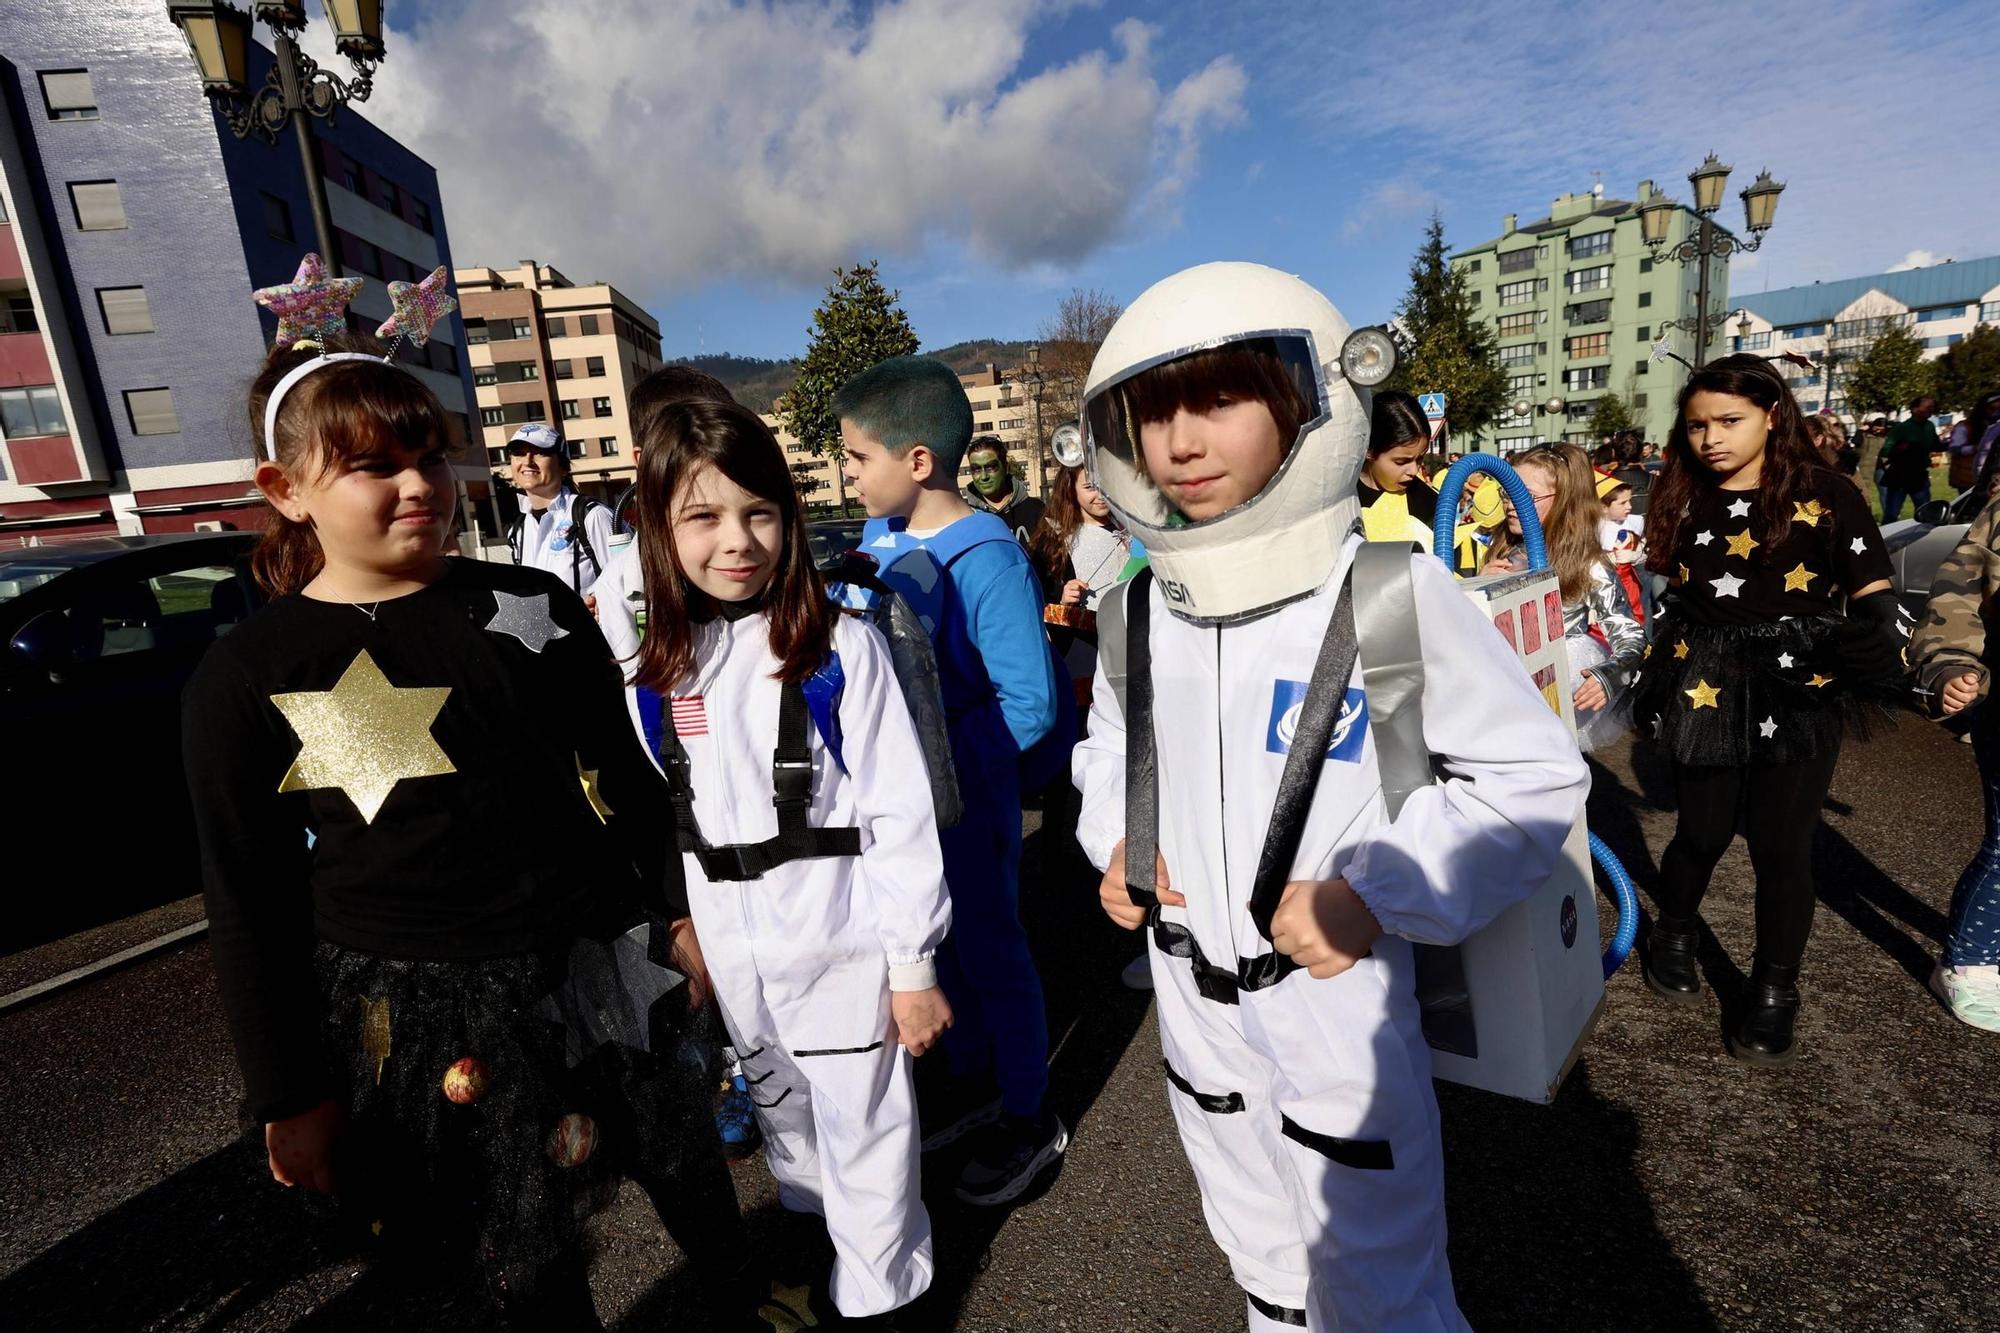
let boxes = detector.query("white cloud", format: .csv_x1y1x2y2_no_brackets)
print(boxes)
310,1,1245,294
1340,177,1440,242
1204,0,1998,285
1887,249,1944,271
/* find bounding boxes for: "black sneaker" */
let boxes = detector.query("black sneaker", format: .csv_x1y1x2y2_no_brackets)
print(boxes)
953,1109,1069,1206
917,1077,1002,1155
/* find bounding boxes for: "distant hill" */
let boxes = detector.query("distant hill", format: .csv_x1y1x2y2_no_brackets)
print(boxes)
669,339,1035,414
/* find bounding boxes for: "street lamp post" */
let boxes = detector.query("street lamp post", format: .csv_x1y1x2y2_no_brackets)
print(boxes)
167,1,387,276
1639,154,1784,367
1008,344,1051,497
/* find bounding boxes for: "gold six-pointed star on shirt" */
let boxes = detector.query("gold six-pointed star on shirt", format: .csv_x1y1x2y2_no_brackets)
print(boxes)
270,649,455,824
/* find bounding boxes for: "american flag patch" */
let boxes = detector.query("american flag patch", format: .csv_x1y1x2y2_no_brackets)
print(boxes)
670,695,708,737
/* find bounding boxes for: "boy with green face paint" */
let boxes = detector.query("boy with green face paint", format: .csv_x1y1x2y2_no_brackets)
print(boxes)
962,435,1046,542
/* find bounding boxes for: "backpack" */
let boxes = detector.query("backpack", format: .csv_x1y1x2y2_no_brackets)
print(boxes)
510,493,609,593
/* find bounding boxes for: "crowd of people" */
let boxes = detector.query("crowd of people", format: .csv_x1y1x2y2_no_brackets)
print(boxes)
184,254,1999,1332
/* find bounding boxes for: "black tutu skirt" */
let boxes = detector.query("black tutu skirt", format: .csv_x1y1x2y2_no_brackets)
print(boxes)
311,921,718,1307
1631,610,1899,767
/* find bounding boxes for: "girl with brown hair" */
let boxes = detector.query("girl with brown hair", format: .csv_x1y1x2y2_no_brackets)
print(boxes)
629,397,953,1328
1484,443,1645,749
186,329,716,1328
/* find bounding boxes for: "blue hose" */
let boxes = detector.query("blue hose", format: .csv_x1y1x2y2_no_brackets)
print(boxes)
1428,452,1639,976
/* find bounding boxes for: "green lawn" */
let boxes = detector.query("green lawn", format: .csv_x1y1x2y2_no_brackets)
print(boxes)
1867,463,1954,522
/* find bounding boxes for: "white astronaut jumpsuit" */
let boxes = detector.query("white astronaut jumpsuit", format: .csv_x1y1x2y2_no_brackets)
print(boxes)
1074,539,1587,1331
513,485,618,595
666,611,952,1318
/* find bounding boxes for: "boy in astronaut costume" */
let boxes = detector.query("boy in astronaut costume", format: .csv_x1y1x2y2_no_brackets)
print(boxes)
1071,264,1588,1331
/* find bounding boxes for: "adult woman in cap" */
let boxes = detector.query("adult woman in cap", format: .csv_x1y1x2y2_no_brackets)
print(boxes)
507,423,618,595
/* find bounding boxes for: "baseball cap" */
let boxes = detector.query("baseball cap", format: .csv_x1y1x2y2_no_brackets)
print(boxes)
508,423,564,453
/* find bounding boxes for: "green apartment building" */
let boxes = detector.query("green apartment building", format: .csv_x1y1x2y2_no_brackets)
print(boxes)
1450,180,1729,450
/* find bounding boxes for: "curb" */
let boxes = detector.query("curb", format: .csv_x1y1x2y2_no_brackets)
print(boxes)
0,919,209,1016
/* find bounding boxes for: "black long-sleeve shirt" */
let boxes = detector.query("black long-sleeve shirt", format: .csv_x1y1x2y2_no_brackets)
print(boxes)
183,558,685,1122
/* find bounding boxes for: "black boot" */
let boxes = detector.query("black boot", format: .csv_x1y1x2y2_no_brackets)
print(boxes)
1642,917,1703,1003
1728,959,1801,1067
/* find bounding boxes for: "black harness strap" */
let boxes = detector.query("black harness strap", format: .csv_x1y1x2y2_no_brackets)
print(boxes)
1125,572,1363,991
660,681,860,882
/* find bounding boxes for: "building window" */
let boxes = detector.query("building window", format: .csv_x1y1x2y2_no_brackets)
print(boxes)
1834,315,1900,340
519,362,539,381
547,317,567,338
1566,265,1612,294
475,369,499,386
1632,393,1647,410
1498,279,1538,307
1497,311,1541,337
1925,334,1965,348
259,190,293,240
1499,343,1541,367
481,406,506,425
1781,323,1826,339
554,359,574,379
68,180,127,230
465,320,489,345
0,385,67,437
601,437,618,456
96,286,153,335
1982,301,2000,323
580,315,601,336
561,399,580,419
39,69,99,121
522,402,547,422
1565,299,1611,326
1639,257,1653,274
123,387,179,435
3,295,39,334
1567,231,1613,260
512,318,532,340
376,178,401,214
1466,259,1482,273
412,200,434,235
1736,331,1772,350
566,439,585,461
1564,332,1610,358
1506,373,1538,395
430,343,459,375
592,396,612,415
1635,325,1650,341
340,232,383,278
1498,248,1537,274
341,155,363,193
1637,291,1652,308
585,356,605,376
1468,290,1480,306
1564,366,1609,392
1914,306,1960,323
1634,360,1650,377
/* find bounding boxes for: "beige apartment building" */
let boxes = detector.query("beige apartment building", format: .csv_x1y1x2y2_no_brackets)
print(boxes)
454,261,663,503
770,362,1059,509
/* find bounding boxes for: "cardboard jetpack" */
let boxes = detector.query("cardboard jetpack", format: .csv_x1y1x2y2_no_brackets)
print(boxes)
1373,562,1605,1105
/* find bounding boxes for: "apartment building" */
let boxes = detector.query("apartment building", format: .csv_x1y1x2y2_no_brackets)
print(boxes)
0,2,480,541
1452,179,1729,449
1732,255,2000,422
455,261,663,503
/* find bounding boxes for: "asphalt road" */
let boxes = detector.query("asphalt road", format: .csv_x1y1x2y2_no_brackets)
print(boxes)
1,716,1994,1332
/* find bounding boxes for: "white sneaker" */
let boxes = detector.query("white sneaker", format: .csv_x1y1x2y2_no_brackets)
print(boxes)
1120,953,1153,990
1929,961,2000,1033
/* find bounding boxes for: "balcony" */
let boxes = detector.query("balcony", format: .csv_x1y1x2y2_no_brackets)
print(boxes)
0,330,53,388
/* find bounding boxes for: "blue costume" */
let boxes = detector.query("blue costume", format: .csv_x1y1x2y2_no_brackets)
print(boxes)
837,512,1062,1116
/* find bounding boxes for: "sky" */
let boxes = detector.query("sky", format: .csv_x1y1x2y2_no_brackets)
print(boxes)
314,0,2000,361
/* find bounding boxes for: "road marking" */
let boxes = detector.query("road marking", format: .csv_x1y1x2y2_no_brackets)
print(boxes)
0,919,208,1016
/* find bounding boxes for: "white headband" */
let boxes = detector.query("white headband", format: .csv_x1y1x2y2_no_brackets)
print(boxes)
261,351,399,462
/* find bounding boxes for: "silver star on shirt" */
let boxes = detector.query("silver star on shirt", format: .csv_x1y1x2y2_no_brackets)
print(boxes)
1711,572,1745,598
1851,537,1868,555
485,589,570,653
1727,498,1752,518
1759,717,1778,739
1777,651,1796,668
1695,530,1716,546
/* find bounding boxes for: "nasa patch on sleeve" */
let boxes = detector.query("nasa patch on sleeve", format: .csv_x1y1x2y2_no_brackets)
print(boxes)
1265,680,1369,762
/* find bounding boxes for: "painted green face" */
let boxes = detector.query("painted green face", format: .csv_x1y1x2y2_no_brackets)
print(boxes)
969,450,1009,498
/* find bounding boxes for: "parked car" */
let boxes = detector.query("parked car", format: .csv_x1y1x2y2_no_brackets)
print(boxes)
1882,489,1986,616
807,517,868,566
1,533,262,951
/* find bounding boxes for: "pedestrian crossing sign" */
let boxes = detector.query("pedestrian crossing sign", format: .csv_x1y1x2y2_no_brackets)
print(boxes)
1418,392,1448,419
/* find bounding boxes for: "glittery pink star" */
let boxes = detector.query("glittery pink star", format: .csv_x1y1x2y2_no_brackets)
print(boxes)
254,252,363,349
376,265,457,346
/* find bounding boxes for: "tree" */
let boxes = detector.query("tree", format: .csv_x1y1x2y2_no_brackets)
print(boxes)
779,261,919,512
1026,287,1124,488
1844,324,1934,419
1586,388,1637,442
1931,324,2000,415
1385,212,1508,441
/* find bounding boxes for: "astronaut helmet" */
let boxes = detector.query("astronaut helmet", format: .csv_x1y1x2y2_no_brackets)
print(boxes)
1078,262,1394,624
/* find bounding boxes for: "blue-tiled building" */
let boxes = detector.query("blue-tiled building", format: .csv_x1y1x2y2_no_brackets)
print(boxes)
0,0,482,540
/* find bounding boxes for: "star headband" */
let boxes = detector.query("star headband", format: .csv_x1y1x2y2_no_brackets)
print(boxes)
255,253,461,462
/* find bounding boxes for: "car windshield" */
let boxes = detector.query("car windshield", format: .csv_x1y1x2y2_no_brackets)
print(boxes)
0,563,69,604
